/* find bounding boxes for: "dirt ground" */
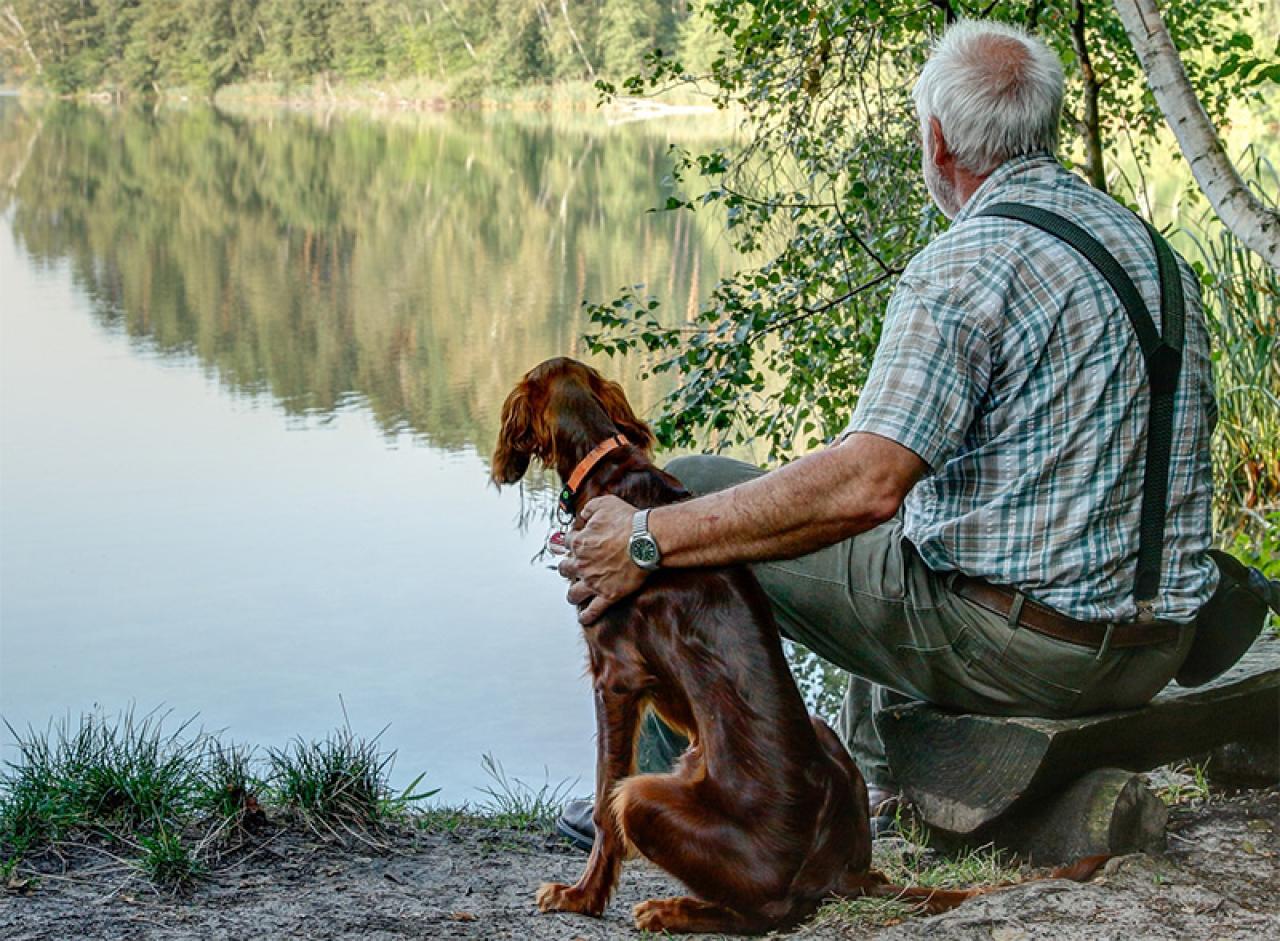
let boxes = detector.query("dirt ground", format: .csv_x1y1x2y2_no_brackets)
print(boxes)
3,787,1276,941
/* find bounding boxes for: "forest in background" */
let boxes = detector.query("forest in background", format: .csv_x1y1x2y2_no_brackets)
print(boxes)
0,0,720,96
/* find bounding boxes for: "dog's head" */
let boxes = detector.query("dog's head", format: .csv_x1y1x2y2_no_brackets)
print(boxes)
490,357,654,485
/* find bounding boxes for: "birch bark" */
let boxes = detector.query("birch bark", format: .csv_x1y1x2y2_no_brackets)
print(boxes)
1112,0,1280,271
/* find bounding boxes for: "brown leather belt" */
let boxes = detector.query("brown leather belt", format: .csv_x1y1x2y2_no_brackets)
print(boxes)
950,574,1183,650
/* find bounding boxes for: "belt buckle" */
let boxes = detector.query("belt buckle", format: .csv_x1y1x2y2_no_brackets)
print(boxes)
1136,599,1156,623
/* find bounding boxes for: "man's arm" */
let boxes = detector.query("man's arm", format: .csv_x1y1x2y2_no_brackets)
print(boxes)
561,432,927,624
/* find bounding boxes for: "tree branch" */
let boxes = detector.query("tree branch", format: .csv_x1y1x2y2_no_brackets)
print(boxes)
747,267,903,344
929,0,959,26
1026,0,1044,29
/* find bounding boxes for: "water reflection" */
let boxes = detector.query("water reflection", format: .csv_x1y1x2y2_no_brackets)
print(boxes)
0,99,733,800
0,99,728,452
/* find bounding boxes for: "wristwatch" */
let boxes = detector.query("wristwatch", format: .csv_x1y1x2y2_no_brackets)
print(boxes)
628,509,662,571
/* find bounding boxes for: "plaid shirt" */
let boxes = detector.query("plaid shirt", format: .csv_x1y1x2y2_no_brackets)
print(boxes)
845,153,1218,623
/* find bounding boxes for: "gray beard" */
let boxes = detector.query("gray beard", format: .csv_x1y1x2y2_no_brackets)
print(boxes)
924,159,963,219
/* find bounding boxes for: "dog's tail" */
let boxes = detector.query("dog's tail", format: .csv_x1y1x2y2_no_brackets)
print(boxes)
834,854,1109,914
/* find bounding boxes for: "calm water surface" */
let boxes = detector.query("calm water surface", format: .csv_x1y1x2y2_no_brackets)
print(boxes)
0,99,731,800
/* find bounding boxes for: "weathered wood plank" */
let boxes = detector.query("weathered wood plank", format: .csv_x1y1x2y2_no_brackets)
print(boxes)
880,637,1280,835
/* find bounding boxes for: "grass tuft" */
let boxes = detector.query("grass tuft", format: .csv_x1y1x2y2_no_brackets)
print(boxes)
136,825,205,890
0,709,205,857
878,808,1021,889
267,727,390,837
0,706,435,884
475,753,575,833
265,720,435,841
416,804,481,834
812,894,924,930
815,809,1023,930
1149,760,1213,807
199,741,266,837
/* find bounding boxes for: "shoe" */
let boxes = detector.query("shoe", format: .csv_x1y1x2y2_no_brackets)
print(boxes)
867,786,901,817
555,798,595,852
867,786,902,841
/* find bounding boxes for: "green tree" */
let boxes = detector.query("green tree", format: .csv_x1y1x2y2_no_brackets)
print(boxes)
598,0,675,78
677,3,725,77
588,0,1278,519
488,0,552,86
179,0,263,94
258,0,338,83
120,0,184,91
329,0,389,80
1,0,110,93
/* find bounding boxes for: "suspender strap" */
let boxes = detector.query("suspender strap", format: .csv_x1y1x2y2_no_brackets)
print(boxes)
976,202,1185,619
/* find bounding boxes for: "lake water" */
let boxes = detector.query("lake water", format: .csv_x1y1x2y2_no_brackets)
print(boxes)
0,99,732,802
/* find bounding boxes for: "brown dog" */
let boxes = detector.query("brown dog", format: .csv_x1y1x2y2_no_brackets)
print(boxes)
492,357,1102,934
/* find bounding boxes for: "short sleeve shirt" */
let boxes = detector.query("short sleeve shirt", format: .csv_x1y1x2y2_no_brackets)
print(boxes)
844,154,1218,623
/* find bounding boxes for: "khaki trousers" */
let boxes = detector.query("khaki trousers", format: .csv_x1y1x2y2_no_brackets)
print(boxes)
640,455,1194,789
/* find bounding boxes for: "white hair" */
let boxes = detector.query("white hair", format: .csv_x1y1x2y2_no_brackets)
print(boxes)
912,19,1065,175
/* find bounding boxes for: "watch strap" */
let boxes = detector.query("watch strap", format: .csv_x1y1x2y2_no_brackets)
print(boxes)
632,508,651,538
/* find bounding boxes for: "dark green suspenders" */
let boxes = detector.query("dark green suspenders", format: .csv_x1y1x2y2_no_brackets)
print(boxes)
975,202,1186,621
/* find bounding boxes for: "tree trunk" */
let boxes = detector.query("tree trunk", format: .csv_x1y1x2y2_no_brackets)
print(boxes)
436,0,477,62
0,4,43,75
1112,0,1280,271
558,0,596,78
1072,0,1106,193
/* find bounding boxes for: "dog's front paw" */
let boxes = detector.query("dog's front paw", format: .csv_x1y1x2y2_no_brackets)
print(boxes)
536,881,603,916
632,899,669,932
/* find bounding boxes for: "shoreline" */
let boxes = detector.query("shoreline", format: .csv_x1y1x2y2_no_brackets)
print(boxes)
3,79,725,124
2,788,1276,940
2,710,1276,937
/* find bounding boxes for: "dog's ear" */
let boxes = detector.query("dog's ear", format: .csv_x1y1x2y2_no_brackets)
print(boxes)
587,371,655,454
491,381,536,485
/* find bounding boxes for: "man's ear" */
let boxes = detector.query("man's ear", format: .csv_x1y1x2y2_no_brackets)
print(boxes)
928,115,950,169
490,383,535,485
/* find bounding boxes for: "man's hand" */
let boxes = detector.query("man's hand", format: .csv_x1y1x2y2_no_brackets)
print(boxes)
558,495,648,626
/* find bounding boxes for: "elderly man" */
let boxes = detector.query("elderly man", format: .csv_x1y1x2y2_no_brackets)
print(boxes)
556,19,1216,841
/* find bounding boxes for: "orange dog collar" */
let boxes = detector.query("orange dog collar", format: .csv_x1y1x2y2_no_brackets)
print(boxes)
560,434,630,516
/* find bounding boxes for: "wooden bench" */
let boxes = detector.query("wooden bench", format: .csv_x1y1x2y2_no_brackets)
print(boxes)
878,636,1280,863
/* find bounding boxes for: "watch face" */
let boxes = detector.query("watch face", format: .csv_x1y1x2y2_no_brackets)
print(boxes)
630,535,659,567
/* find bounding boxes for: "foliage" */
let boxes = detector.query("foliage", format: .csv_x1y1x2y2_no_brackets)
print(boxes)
1179,153,1280,528
587,0,1277,462
785,639,847,721
0,0,708,95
